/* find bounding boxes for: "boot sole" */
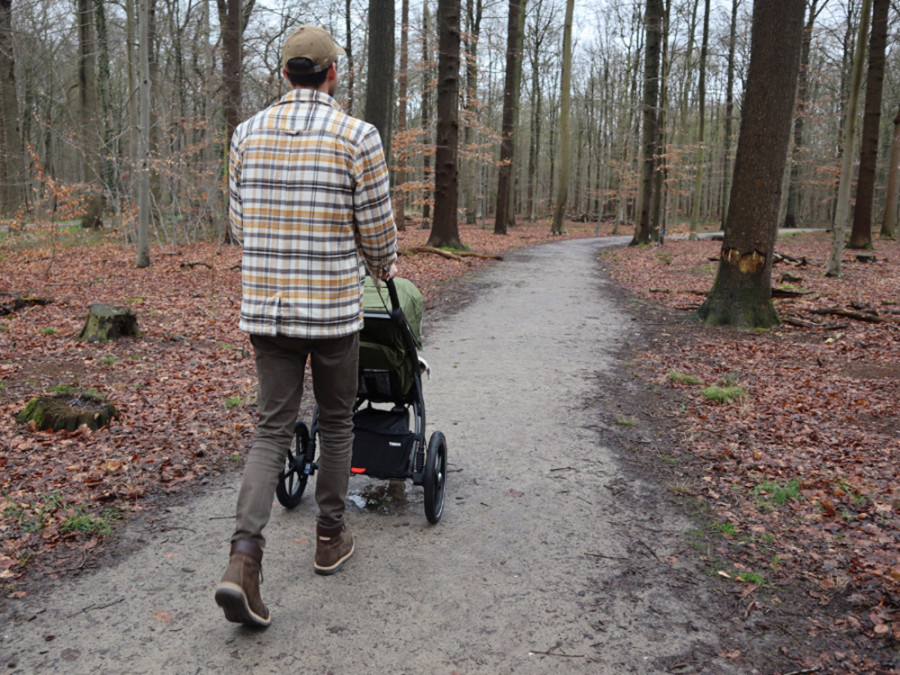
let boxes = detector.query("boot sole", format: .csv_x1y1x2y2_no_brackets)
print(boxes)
314,542,355,576
214,582,271,627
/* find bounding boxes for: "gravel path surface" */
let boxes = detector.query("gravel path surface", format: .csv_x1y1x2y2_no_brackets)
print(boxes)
2,238,741,673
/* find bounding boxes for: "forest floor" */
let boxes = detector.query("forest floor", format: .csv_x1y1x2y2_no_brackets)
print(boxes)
0,219,898,672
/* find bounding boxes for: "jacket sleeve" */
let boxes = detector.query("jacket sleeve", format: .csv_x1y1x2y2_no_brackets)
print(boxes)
228,129,244,245
353,126,398,276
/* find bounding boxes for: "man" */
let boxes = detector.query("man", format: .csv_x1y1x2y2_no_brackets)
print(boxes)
215,25,398,627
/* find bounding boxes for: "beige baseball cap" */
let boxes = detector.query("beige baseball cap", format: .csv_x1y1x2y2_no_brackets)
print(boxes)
282,25,345,74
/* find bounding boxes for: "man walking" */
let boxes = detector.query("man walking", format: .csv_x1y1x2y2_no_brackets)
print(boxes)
215,25,398,627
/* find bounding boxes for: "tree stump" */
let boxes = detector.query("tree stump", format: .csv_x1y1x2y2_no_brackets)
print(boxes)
17,391,118,431
78,304,139,342
80,192,105,229
855,251,876,263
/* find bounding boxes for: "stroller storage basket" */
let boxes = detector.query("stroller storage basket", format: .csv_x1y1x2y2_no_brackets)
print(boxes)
351,406,414,479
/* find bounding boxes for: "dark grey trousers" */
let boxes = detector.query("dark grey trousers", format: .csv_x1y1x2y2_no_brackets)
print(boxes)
232,332,359,548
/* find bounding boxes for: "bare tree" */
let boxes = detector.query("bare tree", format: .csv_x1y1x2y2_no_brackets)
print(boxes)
697,0,805,327
427,0,462,248
631,0,663,245
783,0,824,229
365,0,395,164
825,0,872,277
848,0,888,249
688,0,710,240
136,0,151,268
494,0,523,235
0,0,25,216
881,105,900,239
550,0,574,235
395,0,410,231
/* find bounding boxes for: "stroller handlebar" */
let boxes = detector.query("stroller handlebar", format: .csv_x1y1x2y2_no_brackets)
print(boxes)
383,277,420,363
386,277,401,311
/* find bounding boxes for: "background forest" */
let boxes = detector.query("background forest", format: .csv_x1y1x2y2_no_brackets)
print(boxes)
1,0,899,250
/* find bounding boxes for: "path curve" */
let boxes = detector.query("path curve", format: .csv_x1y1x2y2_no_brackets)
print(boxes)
2,238,738,673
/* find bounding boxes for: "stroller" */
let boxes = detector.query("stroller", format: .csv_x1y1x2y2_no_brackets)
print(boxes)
274,276,447,524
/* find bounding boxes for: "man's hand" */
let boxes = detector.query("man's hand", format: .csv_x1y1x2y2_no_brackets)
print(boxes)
380,263,398,281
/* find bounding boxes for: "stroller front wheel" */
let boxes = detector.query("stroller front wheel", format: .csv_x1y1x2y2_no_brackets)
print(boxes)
423,431,447,524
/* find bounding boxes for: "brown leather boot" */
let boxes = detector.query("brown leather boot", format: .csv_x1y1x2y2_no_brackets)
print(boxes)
215,540,271,627
314,522,354,575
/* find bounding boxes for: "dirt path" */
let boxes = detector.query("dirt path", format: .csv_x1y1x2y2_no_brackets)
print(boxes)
3,238,752,673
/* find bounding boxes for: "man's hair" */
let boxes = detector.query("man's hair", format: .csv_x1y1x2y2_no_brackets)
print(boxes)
285,58,330,88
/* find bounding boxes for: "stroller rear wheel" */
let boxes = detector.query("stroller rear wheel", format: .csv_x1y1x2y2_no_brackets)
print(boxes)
276,421,311,509
423,431,447,524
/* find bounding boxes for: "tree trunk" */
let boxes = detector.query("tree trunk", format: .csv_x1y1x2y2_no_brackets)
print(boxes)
783,0,818,229
631,0,663,245
136,0,151,268
494,0,522,235
688,0,710,240
427,0,461,249
345,0,355,114
881,106,900,238
826,0,871,277
421,1,433,227
0,0,25,216
93,0,113,194
848,0,888,249
395,0,409,232
721,0,740,231
506,1,526,229
651,0,671,240
697,0,805,328
550,0,574,235
365,0,395,165
78,0,99,184
463,0,483,225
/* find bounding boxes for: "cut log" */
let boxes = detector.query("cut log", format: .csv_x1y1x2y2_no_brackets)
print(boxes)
78,304,139,342
17,391,118,431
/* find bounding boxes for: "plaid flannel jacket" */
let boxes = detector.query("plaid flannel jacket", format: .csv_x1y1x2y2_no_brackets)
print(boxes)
229,89,397,339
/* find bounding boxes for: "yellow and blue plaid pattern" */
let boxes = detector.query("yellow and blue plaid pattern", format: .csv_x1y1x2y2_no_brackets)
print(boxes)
229,89,397,339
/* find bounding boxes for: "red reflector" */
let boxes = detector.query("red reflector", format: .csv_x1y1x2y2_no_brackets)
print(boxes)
350,467,366,474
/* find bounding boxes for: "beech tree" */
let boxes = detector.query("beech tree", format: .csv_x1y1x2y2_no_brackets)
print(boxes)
494,0,522,235
427,0,462,249
0,0,25,216
631,0,663,246
783,0,824,230
825,0,871,277
697,0,805,328
365,0,395,164
848,0,888,250
549,0,574,236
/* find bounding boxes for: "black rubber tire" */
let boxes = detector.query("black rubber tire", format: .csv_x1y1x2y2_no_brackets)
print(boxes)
275,421,311,509
423,431,447,524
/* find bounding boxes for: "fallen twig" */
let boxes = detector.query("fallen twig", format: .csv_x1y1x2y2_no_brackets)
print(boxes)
782,315,823,328
808,307,886,323
401,245,465,262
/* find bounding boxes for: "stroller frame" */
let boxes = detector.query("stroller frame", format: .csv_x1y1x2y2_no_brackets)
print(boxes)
275,278,446,524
